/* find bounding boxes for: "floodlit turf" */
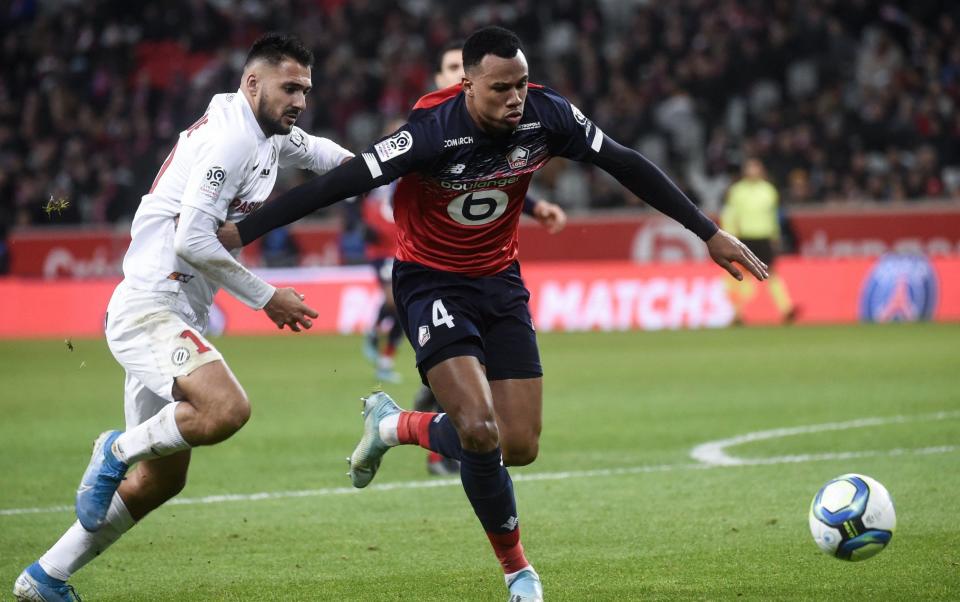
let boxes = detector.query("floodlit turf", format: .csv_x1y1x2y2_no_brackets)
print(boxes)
1,323,958,601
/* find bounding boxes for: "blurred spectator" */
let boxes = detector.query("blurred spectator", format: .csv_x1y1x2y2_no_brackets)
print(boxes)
2,0,959,230
260,227,300,268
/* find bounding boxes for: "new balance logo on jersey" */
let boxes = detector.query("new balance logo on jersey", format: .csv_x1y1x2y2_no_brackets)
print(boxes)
418,325,430,346
445,163,466,175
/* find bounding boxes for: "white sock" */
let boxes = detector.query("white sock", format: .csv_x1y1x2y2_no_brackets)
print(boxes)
113,402,190,464
504,564,537,585
39,493,135,581
379,413,400,446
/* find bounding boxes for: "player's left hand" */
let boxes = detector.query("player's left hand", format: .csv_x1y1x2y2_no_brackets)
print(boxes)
217,222,242,250
532,199,567,234
706,229,769,281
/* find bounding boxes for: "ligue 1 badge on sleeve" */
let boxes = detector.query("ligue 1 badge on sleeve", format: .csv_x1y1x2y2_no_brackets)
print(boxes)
860,253,938,323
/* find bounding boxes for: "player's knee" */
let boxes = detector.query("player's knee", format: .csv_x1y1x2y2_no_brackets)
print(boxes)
197,391,250,442
456,417,500,452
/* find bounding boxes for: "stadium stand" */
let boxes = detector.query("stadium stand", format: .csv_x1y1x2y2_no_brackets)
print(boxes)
1,0,959,235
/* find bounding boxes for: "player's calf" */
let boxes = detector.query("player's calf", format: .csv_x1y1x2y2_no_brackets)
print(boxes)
502,441,539,467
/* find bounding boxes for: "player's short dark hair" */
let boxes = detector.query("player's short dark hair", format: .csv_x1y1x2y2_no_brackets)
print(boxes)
462,26,521,71
436,39,465,73
245,32,313,68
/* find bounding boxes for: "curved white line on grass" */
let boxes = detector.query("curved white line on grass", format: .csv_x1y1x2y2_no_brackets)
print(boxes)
2,444,956,517
690,410,960,467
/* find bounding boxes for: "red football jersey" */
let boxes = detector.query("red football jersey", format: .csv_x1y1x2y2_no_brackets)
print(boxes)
358,83,604,276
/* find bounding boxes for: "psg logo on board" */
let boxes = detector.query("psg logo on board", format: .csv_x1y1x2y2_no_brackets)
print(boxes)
859,254,938,323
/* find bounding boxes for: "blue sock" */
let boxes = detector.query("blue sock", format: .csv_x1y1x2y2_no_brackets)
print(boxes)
427,413,463,460
460,447,519,534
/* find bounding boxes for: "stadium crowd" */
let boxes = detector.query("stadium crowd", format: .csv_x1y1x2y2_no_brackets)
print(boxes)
1,0,959,233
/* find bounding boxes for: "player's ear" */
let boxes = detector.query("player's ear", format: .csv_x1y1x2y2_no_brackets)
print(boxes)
462,77,473,97
243,70,259,98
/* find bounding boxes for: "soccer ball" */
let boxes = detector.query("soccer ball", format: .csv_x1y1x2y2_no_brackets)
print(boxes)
808,473,896,561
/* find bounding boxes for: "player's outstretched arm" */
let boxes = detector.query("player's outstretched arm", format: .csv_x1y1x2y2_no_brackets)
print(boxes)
221,156,382,249
588,136,767,280
175,206,318,331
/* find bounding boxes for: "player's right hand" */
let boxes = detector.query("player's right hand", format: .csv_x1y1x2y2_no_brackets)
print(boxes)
532,199,568,234
263,287,319,332
706,229,769,281
217,222,242,250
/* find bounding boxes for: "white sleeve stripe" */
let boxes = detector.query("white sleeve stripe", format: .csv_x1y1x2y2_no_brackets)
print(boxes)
591,126,604,152
362,152,382,178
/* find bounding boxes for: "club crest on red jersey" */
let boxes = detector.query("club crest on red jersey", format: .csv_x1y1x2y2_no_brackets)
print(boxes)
506,146,530,170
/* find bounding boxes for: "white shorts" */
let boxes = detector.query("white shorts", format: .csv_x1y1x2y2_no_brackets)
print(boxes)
106,282,223,428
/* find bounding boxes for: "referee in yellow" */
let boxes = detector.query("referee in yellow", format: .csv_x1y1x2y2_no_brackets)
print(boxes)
721,158,798,324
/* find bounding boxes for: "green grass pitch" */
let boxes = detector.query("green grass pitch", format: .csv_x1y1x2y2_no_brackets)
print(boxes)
1,324,958,600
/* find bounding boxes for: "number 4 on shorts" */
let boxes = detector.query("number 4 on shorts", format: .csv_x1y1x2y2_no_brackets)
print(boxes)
431,299,455,329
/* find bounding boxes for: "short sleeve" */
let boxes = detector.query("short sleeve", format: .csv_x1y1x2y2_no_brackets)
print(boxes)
180,134,251,222
357,118,437,183
278,126,354,174
537,87,605,161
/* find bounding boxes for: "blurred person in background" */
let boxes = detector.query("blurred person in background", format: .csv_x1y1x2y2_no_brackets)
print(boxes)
362,119,407,386
722,158,799,325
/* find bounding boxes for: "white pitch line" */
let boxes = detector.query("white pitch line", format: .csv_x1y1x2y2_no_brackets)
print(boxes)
1,444,955,518
690,410,960,467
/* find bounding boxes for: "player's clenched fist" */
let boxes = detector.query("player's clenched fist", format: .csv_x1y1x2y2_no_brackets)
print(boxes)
263,287,318,331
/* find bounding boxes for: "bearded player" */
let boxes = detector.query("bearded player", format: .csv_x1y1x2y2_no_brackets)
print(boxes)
14,33,352,601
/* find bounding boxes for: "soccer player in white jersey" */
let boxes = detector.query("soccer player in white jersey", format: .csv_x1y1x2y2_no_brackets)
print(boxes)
13,33,353,602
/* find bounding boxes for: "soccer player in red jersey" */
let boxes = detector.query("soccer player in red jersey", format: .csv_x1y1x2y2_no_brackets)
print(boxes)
400,39,568,477
220,26,767,602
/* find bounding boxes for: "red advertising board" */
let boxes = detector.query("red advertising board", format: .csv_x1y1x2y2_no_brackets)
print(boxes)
8,204,959,278
2,258,958,338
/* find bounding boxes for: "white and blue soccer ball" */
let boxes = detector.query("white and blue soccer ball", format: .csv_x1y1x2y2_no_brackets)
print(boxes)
808,473,896,561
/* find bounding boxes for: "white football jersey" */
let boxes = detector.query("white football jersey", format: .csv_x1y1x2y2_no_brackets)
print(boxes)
121,90,352,323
